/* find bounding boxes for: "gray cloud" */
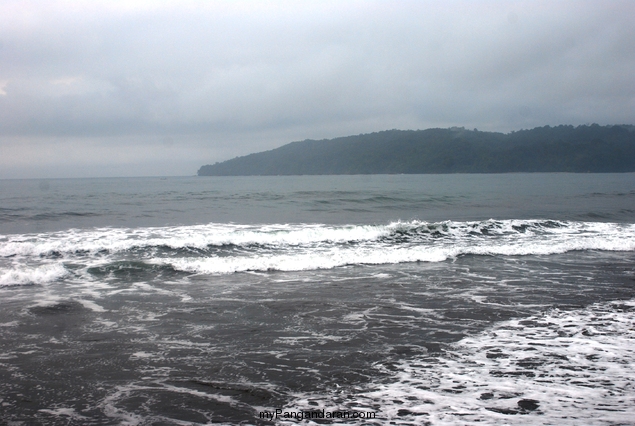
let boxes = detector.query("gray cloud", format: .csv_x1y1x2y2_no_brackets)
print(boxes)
1,0,634,178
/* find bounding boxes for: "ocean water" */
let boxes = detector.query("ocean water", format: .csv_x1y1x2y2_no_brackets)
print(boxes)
0,173,634,425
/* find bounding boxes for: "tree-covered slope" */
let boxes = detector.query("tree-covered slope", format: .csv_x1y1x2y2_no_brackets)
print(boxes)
198,124,635,176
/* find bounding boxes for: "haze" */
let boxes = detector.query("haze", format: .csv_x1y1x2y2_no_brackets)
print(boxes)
1,0,633,179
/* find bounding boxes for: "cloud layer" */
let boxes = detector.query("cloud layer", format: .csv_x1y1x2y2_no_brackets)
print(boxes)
1,0,634,178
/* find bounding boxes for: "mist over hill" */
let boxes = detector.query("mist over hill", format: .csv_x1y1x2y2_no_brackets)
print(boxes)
198,125,635,176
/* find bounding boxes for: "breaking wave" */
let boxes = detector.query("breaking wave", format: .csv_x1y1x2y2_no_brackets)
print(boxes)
1,220,634,284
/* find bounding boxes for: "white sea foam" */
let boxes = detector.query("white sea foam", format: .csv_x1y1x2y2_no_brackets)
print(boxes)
0,223,389,257
99,382,240,425
38,408,89,421
1,220,634,281
76,299,107,312
284,299,635,425
1,220,633,257
159,228,635,274
0,263,67,287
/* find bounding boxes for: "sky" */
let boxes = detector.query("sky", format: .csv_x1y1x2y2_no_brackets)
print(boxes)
1,0,634,179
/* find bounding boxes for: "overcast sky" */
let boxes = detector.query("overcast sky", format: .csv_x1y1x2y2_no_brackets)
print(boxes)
1,0,634,178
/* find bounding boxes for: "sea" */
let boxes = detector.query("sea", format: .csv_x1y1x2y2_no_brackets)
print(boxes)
0,173,634,425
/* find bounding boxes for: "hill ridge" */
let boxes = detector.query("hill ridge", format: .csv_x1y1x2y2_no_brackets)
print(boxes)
198,124,635,175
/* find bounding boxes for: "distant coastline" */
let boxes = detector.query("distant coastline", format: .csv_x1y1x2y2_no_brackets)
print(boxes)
198,124,635,176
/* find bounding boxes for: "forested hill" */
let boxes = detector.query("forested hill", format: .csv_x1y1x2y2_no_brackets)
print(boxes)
198,124,635,176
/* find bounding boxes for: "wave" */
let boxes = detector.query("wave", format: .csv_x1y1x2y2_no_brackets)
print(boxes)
0,223,389,257
1,219,634,283
160,231,633,274
1,219,633,257
0,263,67,287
